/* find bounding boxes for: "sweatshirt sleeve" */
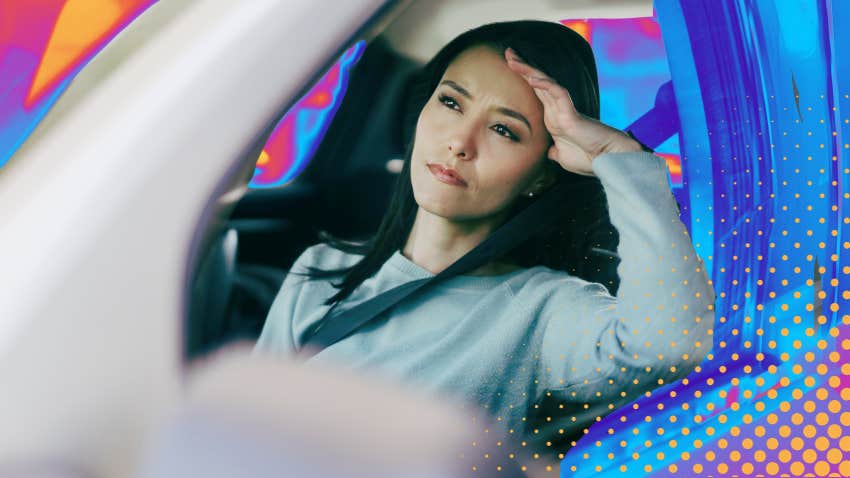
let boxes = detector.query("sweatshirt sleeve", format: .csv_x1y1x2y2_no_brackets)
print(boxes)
536,150,715,409
253,245,321,359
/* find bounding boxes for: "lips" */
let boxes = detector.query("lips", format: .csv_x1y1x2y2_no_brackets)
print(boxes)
427,163,467,187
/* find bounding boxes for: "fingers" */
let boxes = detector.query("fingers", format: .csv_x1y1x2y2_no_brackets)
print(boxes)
504,47,523,64
505,47,551,82
530,79,572,127
505,48,576,114
531,83,557,114
547,144,559,162
506,57,544,82
527,76,575,112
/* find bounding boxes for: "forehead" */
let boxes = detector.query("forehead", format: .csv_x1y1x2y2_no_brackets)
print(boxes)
440,45,539,104
445,44,504,70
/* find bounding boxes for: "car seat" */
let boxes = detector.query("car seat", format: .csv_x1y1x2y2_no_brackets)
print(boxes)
185,37,421,360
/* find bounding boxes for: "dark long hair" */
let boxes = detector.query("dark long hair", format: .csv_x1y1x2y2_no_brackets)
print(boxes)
303,20,618,306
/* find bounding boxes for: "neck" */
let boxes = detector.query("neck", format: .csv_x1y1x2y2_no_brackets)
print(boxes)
401,207,519,276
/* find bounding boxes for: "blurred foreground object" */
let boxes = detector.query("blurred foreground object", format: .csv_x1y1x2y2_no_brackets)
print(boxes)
136,346,541,478
0,0,400,475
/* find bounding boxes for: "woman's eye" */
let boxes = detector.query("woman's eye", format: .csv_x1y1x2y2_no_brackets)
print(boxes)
438,94,460,111
437,94,518,142
493,124,519,142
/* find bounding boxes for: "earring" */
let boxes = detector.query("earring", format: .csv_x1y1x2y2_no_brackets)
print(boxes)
527,191,535,198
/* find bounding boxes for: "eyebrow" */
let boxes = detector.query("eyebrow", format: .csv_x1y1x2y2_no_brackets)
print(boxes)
440,80,533,135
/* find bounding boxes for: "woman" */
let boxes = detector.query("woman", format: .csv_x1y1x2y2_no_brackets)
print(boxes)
255,20,715,464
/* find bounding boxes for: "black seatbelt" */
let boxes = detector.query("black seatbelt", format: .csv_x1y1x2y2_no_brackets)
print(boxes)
298,133,653,360
297,176,583,360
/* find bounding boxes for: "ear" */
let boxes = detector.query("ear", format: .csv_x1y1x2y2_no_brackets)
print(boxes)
522,163,559,196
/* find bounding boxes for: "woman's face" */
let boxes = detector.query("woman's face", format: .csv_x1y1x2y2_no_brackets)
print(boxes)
410,44,554,224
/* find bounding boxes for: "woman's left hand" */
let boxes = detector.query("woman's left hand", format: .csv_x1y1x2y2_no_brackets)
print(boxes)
505,47,644,177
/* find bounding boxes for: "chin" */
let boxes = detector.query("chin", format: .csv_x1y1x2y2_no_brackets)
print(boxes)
412,167,460,206
413,188,463,219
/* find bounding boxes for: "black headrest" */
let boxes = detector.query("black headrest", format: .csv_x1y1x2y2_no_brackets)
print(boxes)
300,38,422,239
303,37,421,185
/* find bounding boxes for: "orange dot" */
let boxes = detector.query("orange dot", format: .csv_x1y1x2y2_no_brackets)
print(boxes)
827,448,843,464
790,461,804,475
804,425,818,438
803,449,818,463
766,462,779,474
814,460,830,476
791,437,805,450
741,462,754,474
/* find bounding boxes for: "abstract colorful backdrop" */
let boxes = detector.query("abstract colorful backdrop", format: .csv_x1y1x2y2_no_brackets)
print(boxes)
0,1,847,476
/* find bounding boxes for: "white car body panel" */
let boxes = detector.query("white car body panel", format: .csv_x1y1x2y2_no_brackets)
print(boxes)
0,0,396,475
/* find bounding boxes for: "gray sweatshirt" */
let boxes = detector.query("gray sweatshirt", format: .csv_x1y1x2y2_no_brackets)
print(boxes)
255,150,715,462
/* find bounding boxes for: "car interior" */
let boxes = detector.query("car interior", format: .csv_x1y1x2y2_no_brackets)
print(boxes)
184,35,420,360
184,2,653,361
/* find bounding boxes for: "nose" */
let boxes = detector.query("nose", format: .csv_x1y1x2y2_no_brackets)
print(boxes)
446,124,476,160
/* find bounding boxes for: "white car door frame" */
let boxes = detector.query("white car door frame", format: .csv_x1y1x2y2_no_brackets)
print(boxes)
0,0,406,475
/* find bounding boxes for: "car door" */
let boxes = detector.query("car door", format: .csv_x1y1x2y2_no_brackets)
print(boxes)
0,0,405,475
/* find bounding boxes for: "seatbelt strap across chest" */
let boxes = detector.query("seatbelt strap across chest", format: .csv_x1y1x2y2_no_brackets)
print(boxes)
299,133,653,360
298,177,575,360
